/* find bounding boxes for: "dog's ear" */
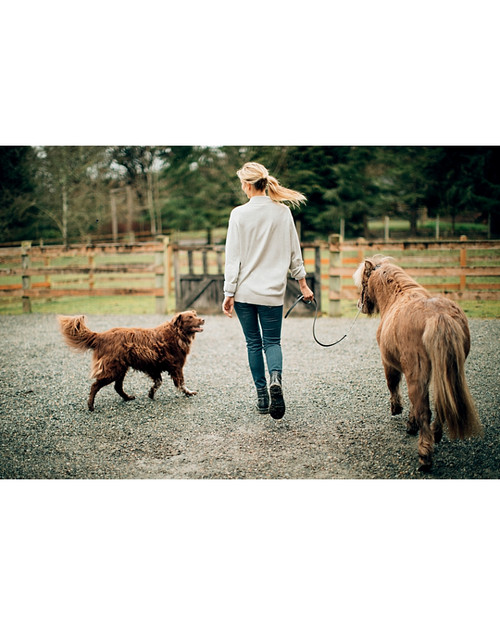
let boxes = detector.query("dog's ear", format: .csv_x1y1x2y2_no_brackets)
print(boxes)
172,313,183,326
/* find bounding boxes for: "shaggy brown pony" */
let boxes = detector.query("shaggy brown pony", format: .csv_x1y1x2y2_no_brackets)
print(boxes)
58,311,204,411
353,255,482,471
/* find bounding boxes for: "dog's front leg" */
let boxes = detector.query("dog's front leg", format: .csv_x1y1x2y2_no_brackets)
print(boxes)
171,369,197,396
180,385,197,396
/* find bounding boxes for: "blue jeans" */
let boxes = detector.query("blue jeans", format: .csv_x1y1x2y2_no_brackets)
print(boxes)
234,302,283,389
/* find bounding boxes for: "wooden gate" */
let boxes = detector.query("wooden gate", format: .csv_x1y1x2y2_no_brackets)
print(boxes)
172,244,321,314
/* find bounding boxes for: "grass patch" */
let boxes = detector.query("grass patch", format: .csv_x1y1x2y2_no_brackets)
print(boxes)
0,294,498,318
0,296,159,316
459,300,500,318
329,298,499,319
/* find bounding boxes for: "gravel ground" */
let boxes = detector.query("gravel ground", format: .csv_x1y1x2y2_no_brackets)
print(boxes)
0,312,499,479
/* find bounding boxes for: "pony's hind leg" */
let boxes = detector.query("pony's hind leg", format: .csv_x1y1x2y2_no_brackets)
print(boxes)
431,416,443,444
406,377,433,471
383,363,403,415
406,405,419,435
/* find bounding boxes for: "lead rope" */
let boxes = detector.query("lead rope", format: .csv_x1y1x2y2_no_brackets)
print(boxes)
284,295,361,347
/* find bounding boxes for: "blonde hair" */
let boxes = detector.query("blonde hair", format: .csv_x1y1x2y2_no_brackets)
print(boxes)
236,162,306,208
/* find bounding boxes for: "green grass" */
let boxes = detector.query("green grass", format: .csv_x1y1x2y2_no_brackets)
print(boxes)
458,300,500,318
0,296,160,316
367,218,489,239
344,298,498,318
1,294,498,318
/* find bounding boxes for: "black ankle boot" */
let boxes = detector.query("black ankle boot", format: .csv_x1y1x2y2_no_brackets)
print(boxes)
256,387,269,414
269,371,285,420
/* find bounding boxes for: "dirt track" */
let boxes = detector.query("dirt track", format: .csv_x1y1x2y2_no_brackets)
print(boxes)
0,313,499,479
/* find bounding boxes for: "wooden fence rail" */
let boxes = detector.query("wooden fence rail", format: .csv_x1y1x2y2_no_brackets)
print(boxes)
1,238,170,314
1,237,499,315
327,235,500,316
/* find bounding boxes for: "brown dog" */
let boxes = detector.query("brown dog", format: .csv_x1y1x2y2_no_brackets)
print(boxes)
58,311,204,411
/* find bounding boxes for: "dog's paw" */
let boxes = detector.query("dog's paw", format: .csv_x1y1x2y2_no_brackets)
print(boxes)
182,386,197,396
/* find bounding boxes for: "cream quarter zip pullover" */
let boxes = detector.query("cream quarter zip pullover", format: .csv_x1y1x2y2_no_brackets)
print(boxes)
223,196,307,306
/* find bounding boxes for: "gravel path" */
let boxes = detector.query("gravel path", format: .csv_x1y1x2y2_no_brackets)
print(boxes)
0,312,499,479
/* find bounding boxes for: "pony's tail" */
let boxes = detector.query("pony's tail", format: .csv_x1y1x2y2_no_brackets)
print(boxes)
58,315,98,352
423,315,482,439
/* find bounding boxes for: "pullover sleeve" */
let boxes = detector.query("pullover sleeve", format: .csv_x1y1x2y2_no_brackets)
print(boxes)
223,212,240,294
288,213,307,280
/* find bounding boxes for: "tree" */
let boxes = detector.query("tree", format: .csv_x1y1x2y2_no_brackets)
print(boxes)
321,147,383,238
108,146,169,236
0,146,37,242
375,147,432,237
424,147,500,236
2,145,498,245
34,146,109,245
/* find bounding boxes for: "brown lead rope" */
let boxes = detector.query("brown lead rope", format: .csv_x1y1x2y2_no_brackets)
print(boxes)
284,295,361,347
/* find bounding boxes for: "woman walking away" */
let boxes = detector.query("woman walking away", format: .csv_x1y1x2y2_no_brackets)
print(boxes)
222,162,314,419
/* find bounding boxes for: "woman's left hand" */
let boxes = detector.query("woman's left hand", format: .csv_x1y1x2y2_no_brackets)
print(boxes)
223,296,234,318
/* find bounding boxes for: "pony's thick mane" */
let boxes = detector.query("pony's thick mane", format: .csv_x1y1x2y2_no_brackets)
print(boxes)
379,262,427,295
355,255,427,296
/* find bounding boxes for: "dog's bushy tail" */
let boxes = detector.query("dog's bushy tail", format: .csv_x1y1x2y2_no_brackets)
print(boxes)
423,314,482,439
58,315,98,352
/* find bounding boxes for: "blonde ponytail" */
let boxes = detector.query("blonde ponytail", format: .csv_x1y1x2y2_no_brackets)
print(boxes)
236,162,306,209
266,175,306,208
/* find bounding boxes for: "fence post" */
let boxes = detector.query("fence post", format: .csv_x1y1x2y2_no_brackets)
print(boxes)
21,240,32,313
165,236,173,313
459,235,467,291
88,250,95,291
328,233,342,317
155,235,169,314
43,254,51,290
314,245,322,312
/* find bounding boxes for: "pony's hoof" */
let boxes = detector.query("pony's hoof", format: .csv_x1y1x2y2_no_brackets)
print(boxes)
124,395,136,402
391,403,403,415
432,429,443,444
406,421,419,435
418,457,433,472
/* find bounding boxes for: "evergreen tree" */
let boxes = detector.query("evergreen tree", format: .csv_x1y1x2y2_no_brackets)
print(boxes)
424,147,500,236
321,147,382,238
0,146,37,242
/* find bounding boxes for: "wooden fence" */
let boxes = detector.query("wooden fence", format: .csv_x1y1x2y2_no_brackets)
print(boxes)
1,236,499,315
327,235,500,315
0,238,171,314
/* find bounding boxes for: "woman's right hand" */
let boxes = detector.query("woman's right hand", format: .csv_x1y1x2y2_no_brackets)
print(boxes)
298,278,314,302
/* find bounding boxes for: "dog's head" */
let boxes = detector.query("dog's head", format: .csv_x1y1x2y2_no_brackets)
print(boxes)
173,310,205,334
